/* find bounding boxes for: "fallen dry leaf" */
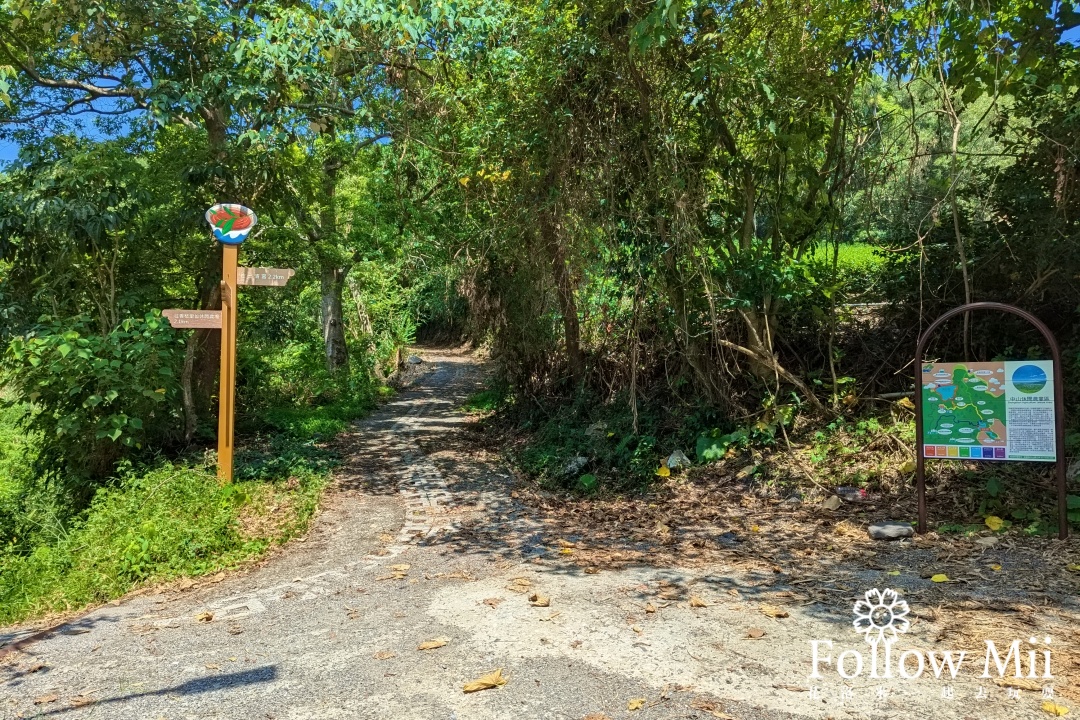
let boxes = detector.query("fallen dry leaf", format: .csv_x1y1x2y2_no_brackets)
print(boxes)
508,578,532,593
195,611,214,623
985,516,1004,531
760,605,789,619
482,597,503,609
627,697,646,711
747,627,766,639
27,663,46,673
205,663,221,670
529,592,551,607
994,677,1042,691
539,612,562,622
689,596,708,608
69,695,95,707
463,668,507,693
690,698,736,718
418,638,448,651
1042,700,1070,716
559,547,575,555
373,650,396,660
33,694,58,705
209,572,225,583
645,603,657,614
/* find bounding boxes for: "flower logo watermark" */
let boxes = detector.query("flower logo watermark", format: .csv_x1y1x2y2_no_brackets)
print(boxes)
852,588,910,646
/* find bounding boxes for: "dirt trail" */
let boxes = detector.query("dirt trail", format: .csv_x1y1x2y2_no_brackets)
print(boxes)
1,349,1074,719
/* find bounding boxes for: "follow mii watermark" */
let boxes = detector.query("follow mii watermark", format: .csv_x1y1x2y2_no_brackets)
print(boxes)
810,589,1054,682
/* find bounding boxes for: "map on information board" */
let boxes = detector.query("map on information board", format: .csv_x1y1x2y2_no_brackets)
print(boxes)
921,360,1056,462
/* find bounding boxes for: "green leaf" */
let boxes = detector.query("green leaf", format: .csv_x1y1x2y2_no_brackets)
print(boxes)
57,343,72,358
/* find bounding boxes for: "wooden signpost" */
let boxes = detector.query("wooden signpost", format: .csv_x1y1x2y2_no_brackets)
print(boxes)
161,204,294,483
238,267,295,287
162,309,222,328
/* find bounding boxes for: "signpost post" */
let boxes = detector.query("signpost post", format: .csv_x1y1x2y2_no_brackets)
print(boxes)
161,204,294,483
913,302,1068,539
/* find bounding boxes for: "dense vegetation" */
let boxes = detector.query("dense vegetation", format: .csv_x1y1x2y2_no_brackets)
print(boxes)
1,1,1078,620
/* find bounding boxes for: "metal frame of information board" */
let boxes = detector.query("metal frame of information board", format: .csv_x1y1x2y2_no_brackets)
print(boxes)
914,302,1068,539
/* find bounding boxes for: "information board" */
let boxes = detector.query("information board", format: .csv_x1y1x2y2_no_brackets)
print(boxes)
921,360,1056,462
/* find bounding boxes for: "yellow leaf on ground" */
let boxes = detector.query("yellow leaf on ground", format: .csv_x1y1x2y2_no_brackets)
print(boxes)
529,592,550,607
760,604,789,618
559,547,574,555
1066,564,1080,573
899,459,916,473
930,574,950,583
195,611,214,623
989,564,1002,571
458,177,470,186
463,668,507,693
689,596,708,608
655,465,670,477
628,698,646,711
897,397,916,409
418,638,448,651
1042,700,1070,716
750,524,761,532
645,602,657,614
985,516,1004,531
886,570,900,576
69,696,95,707
391,564,411,572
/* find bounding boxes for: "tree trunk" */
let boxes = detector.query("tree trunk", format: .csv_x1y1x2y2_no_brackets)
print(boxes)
321,263,349,374
539,211,583,383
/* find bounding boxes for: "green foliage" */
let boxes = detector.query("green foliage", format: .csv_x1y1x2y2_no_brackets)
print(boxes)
3,313,182,484
696,429,748,463
462,387,509,414
0,459,325,624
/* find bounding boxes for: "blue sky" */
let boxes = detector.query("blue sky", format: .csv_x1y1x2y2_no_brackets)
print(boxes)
2,25,1079,165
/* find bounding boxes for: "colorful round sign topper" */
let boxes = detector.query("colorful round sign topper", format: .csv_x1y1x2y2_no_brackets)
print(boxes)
205,204,257,244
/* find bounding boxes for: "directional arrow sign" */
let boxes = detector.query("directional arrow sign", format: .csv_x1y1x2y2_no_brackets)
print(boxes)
238,267,295,287
163,309,222,329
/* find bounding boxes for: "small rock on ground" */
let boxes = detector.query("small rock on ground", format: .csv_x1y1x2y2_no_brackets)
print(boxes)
868,520,915,540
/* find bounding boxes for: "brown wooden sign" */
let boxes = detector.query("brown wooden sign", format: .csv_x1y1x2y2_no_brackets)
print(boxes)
163,309,222,329
238,267,294,287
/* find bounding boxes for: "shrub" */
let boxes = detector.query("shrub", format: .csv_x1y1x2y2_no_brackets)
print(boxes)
2,313,183,489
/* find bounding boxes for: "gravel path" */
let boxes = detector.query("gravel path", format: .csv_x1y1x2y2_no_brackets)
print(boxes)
1,350,1071,719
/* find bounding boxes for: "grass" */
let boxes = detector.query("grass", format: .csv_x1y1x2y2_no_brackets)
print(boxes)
0,391,383,626
809,242,886,274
